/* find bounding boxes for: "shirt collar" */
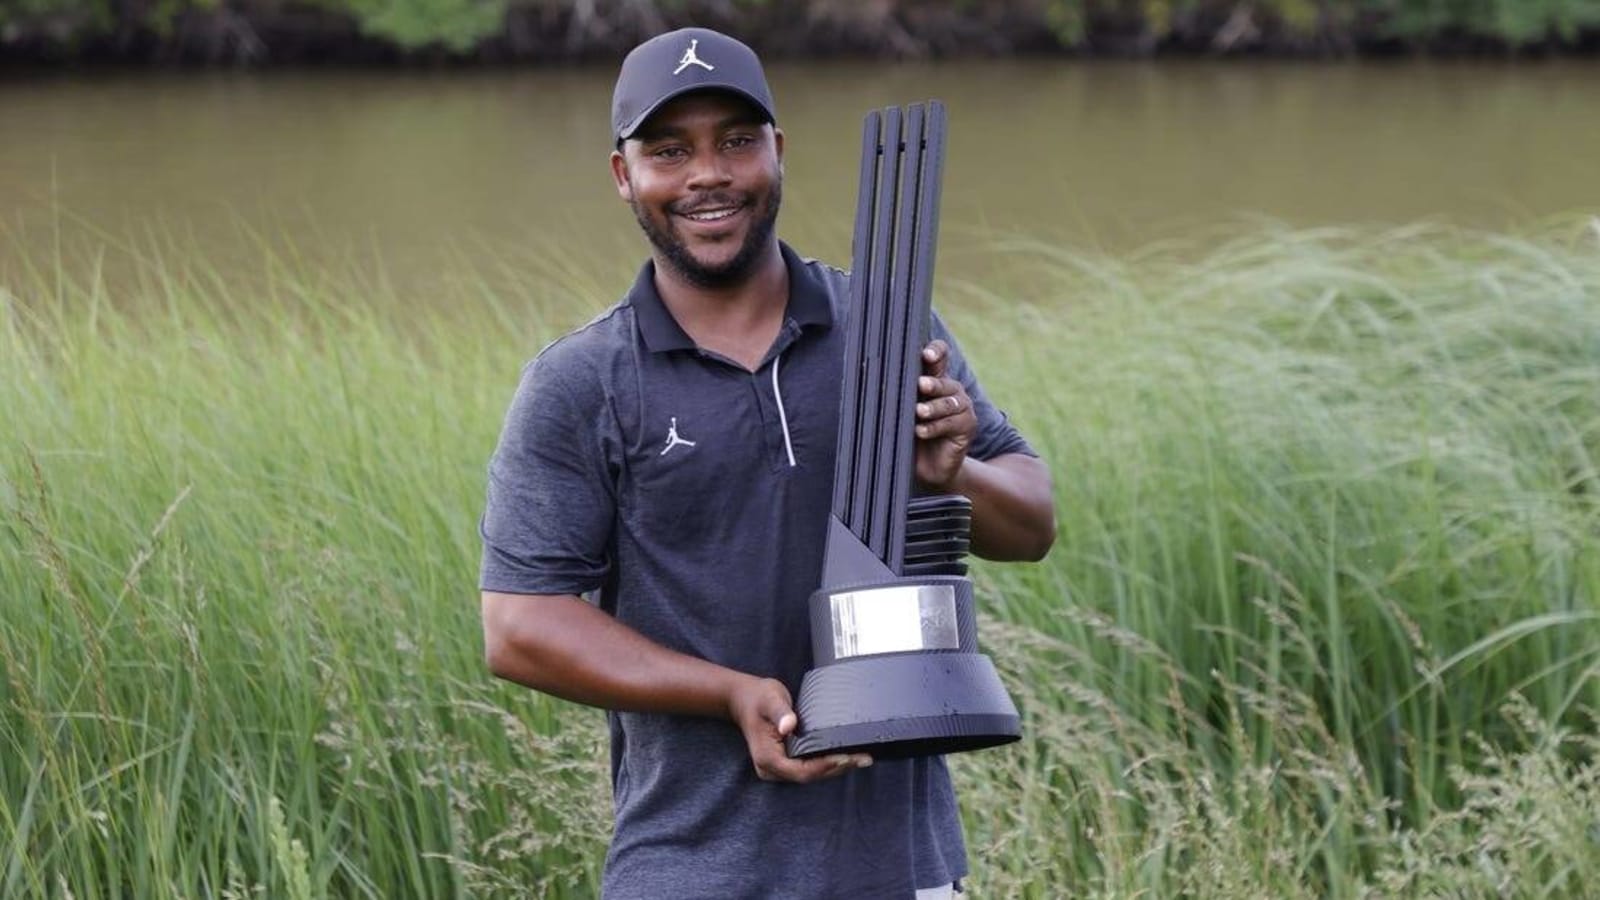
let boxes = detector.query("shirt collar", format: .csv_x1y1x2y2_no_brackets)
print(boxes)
627,241,835,354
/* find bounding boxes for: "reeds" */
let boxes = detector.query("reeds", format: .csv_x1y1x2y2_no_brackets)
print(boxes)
3,222,1597,897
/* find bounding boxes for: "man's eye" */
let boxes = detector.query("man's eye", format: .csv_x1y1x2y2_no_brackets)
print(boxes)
651,146,687,160
724,135,754,150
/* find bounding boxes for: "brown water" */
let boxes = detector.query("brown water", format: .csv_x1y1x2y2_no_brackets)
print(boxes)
3,61,1598,303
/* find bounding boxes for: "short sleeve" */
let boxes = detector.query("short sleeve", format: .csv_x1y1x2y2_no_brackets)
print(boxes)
479,349,618,596
930,311,1036,462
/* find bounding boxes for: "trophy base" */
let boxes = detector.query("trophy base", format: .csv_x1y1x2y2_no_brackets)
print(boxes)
786,652,1020,759
786,713,1020,760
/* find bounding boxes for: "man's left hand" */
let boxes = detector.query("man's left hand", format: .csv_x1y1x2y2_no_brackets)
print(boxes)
914,339,976,492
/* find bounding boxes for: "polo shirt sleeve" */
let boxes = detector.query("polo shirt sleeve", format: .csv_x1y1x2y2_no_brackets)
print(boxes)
931,311,1037,462
479,348,617,596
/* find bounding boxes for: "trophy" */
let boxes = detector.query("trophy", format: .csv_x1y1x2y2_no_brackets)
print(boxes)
786,102,1021,759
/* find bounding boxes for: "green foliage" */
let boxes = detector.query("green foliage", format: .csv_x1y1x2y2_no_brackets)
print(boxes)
1366,0,1600,44
322,0,511,52
2,221,1597,895
3,0,1600,58
1039,0,1090,46
0,0,215,40
0,0,115,32
149,0,221,37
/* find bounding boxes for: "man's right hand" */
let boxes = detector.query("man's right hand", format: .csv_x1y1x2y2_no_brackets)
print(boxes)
727,677,873,783
483,592,874,782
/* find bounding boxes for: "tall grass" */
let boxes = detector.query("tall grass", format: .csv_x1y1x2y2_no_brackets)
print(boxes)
3,222,1598,897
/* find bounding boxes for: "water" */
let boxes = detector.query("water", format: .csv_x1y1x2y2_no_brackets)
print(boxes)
3,61,1597,304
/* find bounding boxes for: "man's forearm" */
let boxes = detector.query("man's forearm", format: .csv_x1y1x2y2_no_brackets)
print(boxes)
952,453,1057,562
481,590,755,719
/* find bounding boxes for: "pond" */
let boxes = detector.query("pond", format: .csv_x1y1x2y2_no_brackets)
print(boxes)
2,60,1597,305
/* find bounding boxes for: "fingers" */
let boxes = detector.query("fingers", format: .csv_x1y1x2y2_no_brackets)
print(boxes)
916,412,972,441
913,359,975,489
917,372,961,397
752,747,873,784
733,677,873,783
916,373,975,442
775,710,797,737
751,704,872,783
920,340,949,378
915,384,965,417
753,687,796,734
749,696,872,783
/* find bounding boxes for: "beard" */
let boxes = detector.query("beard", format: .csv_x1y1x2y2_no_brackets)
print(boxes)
631,177,782,289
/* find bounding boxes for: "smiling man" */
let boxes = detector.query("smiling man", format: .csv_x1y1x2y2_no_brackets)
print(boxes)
479,27,1055,899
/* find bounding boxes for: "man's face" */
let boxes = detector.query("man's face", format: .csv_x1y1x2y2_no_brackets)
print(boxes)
610,92,784,288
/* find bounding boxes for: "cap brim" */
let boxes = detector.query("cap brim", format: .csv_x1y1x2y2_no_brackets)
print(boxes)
618,83,774,141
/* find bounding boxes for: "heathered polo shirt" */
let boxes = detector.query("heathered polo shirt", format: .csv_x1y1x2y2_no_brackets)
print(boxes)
481,242,1034,899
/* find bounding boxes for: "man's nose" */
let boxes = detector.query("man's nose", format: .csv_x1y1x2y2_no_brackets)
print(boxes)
685,149,732,191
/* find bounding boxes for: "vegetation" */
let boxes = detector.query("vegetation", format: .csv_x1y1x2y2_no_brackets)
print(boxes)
2,221,1598,896
3,0,1600,63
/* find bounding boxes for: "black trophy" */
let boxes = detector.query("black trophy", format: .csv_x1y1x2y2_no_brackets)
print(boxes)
786,102,1021,760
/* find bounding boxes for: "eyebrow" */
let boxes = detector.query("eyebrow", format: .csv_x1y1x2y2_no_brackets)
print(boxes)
632,113,766,145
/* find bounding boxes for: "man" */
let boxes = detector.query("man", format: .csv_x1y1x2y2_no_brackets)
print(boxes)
480,27,1055,899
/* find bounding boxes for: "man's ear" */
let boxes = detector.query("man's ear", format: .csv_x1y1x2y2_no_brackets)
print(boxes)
610,148,633,202
773,126,785,172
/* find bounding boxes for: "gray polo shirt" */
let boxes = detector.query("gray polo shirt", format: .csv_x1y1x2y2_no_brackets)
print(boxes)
481,242,1033,899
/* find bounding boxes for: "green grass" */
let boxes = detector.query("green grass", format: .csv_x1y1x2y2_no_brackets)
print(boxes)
3,222,1598,897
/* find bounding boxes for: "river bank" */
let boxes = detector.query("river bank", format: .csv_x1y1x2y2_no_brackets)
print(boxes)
4,0,1600,66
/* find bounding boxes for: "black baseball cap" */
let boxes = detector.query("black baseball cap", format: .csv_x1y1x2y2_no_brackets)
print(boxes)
611,28,776,144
